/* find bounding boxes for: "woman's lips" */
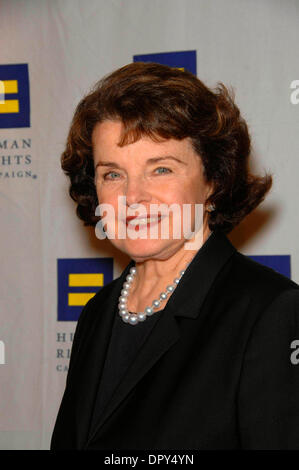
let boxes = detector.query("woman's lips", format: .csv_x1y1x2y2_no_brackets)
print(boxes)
126,215,163,228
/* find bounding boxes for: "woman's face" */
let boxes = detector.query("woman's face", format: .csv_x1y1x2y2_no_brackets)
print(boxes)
92,120,212,262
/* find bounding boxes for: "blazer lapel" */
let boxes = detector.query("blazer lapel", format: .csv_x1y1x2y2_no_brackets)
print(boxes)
84,230,236,448
84,292,180,447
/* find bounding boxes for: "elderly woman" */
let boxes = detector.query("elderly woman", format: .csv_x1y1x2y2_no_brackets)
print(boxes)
51,62,299,450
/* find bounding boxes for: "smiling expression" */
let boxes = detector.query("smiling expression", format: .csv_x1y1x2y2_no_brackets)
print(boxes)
92,120,212,261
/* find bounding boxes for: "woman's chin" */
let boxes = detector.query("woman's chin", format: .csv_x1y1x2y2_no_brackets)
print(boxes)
112,238,176,261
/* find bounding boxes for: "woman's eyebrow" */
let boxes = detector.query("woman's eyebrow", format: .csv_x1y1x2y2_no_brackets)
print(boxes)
146,156,187,165
94,155,187,171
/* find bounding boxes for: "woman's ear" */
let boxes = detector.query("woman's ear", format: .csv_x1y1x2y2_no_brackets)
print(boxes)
205,184,215,212
205,182,214,200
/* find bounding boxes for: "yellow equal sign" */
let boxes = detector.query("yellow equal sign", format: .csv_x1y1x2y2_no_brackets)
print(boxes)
0,80,19,113
68,273,103,306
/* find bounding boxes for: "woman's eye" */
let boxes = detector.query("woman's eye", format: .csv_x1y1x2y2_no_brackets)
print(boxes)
103,171,120,180
154,167,172,175
101,168,171,180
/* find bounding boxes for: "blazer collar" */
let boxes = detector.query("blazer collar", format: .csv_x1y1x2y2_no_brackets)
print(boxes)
84,230,236,448
166,230,237,318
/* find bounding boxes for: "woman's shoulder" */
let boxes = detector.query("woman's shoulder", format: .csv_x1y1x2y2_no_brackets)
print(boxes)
74,271,125,333
230,249,299,292
223,248,299,321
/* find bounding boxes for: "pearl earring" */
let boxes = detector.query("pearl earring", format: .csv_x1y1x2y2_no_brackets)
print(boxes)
206,203,215,212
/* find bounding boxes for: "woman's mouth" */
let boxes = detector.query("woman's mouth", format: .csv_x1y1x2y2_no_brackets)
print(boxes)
126,215,163,229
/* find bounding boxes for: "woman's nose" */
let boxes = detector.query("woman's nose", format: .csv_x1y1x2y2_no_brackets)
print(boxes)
124,176,152,207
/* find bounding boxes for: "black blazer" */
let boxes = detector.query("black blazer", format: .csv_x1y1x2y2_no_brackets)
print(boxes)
51,230,299,450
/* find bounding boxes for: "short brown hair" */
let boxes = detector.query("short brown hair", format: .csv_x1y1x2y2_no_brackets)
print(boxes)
61,62,272,234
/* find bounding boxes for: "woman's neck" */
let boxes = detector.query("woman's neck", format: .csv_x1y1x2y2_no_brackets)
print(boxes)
128,228,212,309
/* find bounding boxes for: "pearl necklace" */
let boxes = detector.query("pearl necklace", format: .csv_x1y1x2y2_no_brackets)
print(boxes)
118,232,214,325
118,257,193,326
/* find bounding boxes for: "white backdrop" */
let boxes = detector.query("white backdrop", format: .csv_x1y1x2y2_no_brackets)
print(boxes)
0,0,299,449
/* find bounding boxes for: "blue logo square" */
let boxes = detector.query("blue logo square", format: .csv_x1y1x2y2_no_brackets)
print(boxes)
57,258,114,321
133,50,196,75
0,63,30,128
